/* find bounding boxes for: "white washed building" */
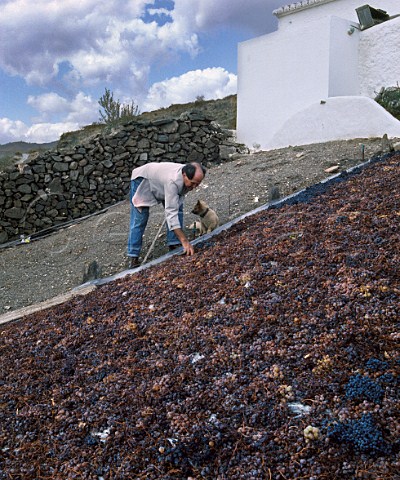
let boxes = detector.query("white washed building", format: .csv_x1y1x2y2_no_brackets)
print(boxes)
237,0,400,150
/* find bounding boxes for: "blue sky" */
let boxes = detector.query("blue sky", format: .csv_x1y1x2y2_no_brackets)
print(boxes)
0,0,283,144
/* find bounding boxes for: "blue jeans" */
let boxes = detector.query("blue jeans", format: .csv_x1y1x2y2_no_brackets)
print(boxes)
127,178,183,257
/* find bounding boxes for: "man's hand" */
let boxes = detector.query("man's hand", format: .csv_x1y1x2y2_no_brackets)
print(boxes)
182,239,195,256
173,228,195,256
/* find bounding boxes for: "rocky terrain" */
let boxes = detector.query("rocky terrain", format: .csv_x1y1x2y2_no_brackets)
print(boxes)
0,148,398,479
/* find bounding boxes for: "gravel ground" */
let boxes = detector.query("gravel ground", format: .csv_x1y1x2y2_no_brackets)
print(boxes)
0,137,394,314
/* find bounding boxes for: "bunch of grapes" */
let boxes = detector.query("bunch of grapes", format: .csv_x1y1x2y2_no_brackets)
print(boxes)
345,374,384,403
365,357,389,372
327,413,391,455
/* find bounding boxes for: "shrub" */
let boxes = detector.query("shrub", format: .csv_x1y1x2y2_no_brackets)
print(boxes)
98,88,140,126
375,85,400,120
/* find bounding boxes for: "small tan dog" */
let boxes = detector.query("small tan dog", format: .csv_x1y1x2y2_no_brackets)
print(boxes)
190,199,219,235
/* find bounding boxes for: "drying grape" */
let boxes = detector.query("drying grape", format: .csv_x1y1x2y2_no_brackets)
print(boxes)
365,358,389,372
345,374,384,403
327,414,391,455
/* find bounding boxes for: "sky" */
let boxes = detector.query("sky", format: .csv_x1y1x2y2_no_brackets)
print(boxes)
0,0,284,145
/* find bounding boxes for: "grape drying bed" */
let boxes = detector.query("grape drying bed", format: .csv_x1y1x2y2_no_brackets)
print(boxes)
0,153,399,479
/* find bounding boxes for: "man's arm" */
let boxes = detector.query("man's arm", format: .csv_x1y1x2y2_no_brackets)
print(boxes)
163,180,195,255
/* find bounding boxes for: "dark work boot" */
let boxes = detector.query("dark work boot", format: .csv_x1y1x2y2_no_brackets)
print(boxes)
129,257,140,269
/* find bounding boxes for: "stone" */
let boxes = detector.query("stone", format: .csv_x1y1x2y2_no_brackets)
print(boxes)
37,190,48,201
70,170,80,181
381,133,394,152
32,164,46,174
53,162,69,172
187,150,204,162
114,146,126,155
124,138,138,148
83,165,95,176
113,152,130,162
5,207,25,220
0,230,8,243
171,143,182,153
138,138,150,149
47,209,59,218
157,134,169,143
219,145,237,160
178,123,190,134
152,148,166,156
48,178,64,194
269,186,281,201
82,260,102,283
159,120,179,133
17,184,32,194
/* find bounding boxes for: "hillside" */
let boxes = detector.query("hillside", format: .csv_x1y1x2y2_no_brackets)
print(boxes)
137,94,237,128
0,141,58,170
57,95,237,150
0,140,58,153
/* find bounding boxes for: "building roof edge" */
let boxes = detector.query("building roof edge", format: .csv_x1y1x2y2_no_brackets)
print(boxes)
273,0,337,18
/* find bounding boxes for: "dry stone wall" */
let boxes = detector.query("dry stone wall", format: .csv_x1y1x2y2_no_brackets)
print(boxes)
0,112,229,244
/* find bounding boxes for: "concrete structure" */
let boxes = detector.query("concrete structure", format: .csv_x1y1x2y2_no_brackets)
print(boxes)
237,0,400,150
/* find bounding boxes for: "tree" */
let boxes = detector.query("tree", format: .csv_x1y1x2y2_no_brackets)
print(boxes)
98,88,140,125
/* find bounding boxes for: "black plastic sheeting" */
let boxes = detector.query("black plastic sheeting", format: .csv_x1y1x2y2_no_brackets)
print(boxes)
276,151,397,207
0,201,126,250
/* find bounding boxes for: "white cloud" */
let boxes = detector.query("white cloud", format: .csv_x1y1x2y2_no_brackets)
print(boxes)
0,90,97,144
0,0,199,95
0,117,80,144
24,122,81,143
172,0,281,35
26,91,97,125
66,92,97,124
27,93,69,117
0,118,28,144
143,67,237,111
147,7,173,18
0,0,271,97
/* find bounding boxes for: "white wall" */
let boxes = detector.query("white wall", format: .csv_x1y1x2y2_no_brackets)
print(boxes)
328,16,359,97
237,0,400,150
237,15,362,149
359,16,400,97
270,97,400,148
237,16,331,149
